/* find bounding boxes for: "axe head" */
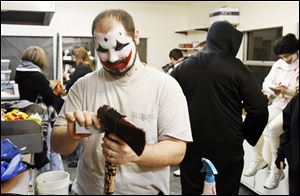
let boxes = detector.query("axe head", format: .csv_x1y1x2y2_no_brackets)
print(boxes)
97,105,146,156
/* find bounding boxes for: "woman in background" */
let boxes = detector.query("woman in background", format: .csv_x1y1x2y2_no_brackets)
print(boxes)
15,46,64,172
63,46,95,92
15,46,63,112
63,46,95,168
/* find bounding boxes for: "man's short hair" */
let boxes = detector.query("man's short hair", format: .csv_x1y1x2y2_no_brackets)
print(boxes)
273,33,299,55
92,9,135,38
169,49,183,60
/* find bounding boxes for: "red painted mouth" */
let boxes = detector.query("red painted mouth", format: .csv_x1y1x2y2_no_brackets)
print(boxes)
285,58,293,64
102,50,132,71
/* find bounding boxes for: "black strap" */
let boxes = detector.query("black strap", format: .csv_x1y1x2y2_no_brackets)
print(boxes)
1,157,35,169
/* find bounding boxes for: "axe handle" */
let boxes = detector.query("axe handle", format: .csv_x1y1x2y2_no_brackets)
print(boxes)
104,160,116,195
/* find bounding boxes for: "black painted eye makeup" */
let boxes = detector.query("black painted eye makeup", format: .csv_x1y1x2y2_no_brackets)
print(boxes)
97,44,108,53
115,41,129,51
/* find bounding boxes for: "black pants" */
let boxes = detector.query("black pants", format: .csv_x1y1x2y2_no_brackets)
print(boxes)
289,166,299,195
180,154,243,195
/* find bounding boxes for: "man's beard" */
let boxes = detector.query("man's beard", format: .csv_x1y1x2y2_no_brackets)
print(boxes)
102,50,137,76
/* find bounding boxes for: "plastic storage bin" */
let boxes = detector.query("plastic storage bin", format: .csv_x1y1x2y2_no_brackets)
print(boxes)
1,70,12,83
1,59,10,70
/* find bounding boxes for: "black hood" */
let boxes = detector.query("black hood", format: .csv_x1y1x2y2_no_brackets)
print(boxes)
202,21,243,56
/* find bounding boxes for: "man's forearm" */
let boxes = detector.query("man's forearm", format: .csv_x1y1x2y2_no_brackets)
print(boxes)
51,125,78,155
134,138,186,168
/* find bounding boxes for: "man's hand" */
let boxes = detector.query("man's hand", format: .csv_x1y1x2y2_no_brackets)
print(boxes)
270,84,288,95
278,85,288,94
270,86,282,95
101,133,139,164
275,155,286,169
65,110,101,141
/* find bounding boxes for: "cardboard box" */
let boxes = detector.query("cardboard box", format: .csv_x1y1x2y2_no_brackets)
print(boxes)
209,8,240,26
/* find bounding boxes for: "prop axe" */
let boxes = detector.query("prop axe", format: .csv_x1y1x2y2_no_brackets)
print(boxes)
97,105,146,195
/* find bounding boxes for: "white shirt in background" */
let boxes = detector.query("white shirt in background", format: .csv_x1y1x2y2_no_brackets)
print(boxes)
263,58,299,110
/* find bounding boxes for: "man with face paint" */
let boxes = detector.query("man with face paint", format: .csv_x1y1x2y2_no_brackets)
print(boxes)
244,33,299,190
51,9,192,195
95,25,137,75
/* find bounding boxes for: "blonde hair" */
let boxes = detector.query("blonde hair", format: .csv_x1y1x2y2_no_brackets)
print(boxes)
72,47,95,71
21,46,48,71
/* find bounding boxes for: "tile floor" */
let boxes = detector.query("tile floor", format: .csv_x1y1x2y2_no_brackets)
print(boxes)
62,156,257,195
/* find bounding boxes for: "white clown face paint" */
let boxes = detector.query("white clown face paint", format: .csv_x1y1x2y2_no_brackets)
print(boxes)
279,52,299,65
94,25,137,75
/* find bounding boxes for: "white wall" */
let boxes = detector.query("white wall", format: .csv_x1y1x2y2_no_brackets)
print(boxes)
187,1,299,33
226,1,299,34
186,1,299,60
1,1,299,70
1,1,189,70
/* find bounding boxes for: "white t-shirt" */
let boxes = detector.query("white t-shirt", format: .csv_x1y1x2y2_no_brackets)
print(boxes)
54,64,192,195
262,58,299,110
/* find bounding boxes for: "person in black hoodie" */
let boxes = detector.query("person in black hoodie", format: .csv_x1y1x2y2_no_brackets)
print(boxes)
15,46,64,113
275,85,299,195
171,21,269,195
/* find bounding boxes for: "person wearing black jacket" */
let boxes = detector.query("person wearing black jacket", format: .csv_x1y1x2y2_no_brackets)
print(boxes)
275,92,299,195
171,21,269,195
15,46,63,113
63,47,95,92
